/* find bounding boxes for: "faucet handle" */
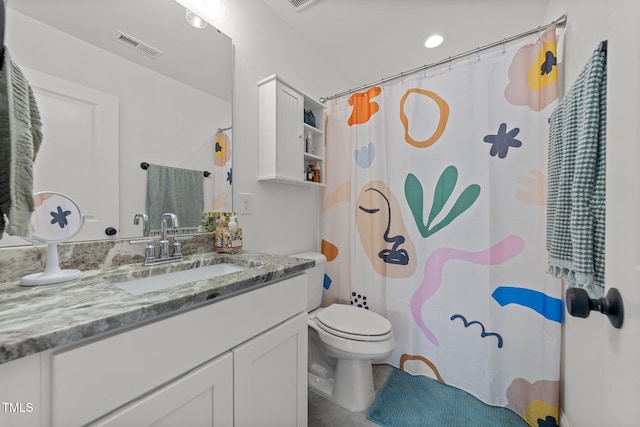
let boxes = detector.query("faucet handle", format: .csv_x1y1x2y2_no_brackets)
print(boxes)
172,235,193,257
130,239,156,260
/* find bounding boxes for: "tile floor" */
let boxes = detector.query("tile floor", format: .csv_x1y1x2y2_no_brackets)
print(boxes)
308,364,394,427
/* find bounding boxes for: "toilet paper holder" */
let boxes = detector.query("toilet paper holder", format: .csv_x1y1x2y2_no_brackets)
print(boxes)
566,287,624,329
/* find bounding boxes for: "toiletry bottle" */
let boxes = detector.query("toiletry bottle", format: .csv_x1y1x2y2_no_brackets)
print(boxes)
313,162,321,183
228,215,237,231
306,133,312,153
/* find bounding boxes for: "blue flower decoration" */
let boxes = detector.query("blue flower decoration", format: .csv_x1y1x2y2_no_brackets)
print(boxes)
50,206,71,228
483,123,522,159
538,415,559,427
354,142,375,168
541,51,557,76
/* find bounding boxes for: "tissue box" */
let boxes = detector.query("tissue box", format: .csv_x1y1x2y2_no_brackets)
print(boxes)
203,211,242,253
215,227,243,253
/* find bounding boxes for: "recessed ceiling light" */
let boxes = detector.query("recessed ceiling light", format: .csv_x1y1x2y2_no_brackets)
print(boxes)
424,33,445,49
185,9,208,29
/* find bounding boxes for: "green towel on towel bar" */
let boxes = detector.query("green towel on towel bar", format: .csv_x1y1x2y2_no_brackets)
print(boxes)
546,47,607,298
146,164,204,232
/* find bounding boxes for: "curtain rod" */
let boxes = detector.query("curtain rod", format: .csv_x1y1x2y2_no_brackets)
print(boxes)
320,14,567,102
217,126,232,132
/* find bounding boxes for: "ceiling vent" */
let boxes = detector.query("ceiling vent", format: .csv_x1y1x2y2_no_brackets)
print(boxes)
113,31,163,59
287,0,316,12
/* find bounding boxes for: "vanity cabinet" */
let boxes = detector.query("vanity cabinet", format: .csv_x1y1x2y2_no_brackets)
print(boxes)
258,74,325,186
0,274,308,427
234,313,307,426
93,352,234,426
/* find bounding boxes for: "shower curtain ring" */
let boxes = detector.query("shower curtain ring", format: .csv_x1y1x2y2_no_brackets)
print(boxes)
502,38,506,54
476,48,481,62
448,57,452,71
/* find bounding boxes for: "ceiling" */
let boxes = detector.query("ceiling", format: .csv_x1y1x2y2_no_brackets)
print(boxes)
7,0,553,102
8,0,233,102
263,0,552,96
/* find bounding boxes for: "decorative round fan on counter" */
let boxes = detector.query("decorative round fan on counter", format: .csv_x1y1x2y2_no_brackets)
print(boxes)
20,191,85,286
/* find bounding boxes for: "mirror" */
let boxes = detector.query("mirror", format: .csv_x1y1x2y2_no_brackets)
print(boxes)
1,0,232,246
20,192,84,286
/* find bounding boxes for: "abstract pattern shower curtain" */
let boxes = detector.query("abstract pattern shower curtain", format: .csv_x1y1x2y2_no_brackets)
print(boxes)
213,129,233,211
322,27,562,426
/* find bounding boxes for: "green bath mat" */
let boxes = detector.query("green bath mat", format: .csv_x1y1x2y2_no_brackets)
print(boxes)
367,368,529,427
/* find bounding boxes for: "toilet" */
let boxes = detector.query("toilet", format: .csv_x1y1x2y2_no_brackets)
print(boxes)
293,252,396,412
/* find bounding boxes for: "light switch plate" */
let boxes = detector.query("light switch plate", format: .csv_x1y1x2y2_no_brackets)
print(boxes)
240,193,252,215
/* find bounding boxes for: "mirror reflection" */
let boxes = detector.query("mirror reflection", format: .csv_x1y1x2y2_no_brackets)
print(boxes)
1,0,233,246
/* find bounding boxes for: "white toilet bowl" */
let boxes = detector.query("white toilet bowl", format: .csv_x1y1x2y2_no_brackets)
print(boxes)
291,252,396,412
308,304,395,411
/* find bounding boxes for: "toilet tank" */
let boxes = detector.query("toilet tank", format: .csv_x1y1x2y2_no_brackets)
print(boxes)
291,252,326,311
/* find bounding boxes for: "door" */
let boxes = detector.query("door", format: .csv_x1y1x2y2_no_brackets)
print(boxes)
602,2,640,425
0,67,119,246
233,313,308,427
92,352,233,427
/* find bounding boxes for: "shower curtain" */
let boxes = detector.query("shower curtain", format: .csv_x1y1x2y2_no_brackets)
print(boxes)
213,129,233,211
322,26,561,426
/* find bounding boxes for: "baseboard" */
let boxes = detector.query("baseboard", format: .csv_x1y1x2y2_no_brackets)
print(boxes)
560,407,570,427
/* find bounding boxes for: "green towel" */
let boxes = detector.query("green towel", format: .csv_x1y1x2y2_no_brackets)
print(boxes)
547,47,607,298
0,48,43,237
145,164,204,232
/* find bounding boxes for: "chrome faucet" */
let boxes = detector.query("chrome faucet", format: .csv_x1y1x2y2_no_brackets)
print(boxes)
133,213,150,237
159,213,179,259
129,212,192,266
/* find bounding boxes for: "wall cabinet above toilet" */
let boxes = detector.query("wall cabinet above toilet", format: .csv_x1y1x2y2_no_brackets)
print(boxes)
258,74,325,186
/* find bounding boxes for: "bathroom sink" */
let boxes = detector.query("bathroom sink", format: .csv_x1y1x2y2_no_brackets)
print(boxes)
113,263,247,295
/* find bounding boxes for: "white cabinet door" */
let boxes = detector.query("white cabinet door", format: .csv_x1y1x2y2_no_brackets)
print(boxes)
274,81,304,181
0,353,42,427
258,75,308,184
233,313,308,427
92,352,233,427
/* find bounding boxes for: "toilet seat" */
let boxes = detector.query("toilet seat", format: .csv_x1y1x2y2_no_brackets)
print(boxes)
315,304,392,342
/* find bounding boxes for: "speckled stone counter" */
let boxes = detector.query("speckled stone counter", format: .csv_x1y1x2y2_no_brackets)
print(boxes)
0,250,314,365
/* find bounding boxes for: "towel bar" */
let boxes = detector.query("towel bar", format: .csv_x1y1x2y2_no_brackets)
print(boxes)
140,162,210,177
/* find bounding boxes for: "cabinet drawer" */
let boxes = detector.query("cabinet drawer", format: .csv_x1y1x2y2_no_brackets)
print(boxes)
51,274,306,426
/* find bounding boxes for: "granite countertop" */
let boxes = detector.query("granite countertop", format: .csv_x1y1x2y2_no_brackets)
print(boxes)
0,251,314,365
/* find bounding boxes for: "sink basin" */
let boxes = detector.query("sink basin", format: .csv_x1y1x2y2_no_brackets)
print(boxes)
114,263,247,295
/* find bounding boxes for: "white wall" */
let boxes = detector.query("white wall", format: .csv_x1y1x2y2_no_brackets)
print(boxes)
543,1,640,426
194,0,351,255
5,9,230,238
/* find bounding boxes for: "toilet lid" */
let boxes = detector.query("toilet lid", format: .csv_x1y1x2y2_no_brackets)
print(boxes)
315,304,392,341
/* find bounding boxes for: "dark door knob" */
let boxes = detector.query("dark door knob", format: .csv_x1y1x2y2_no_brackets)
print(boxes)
105,227,118,236
566,287,624,329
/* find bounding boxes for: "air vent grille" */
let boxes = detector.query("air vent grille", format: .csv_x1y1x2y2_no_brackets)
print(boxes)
114,31,162,59
288,0,315,11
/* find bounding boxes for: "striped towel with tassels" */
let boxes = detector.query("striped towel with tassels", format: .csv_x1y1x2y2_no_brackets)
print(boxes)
546,46,607,298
